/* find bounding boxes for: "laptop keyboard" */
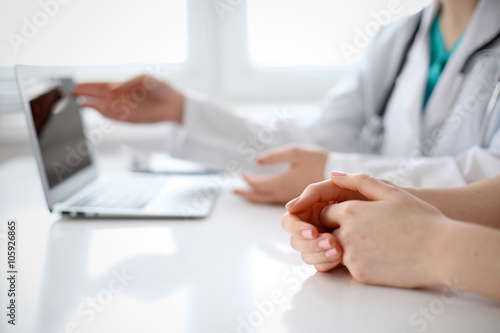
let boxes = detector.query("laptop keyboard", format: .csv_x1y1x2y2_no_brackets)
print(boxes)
72,173,167,209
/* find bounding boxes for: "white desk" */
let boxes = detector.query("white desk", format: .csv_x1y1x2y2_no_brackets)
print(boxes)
0,156,499,333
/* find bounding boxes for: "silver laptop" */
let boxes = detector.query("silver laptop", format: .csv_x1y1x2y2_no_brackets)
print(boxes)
16,65,219,218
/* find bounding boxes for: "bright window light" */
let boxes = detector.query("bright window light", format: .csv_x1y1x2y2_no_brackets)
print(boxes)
1,0,187,66
247,0,432,67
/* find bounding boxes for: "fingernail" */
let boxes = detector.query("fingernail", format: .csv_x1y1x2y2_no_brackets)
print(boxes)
286,196,300,207
325,247,339,258
318,238,331,249
301,229,314,239
331,171,347,177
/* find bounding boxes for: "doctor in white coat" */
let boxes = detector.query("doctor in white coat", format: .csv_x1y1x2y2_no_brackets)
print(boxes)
75,0,500,204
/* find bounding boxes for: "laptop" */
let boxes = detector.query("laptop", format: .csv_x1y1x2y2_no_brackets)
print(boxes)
16,65,219,218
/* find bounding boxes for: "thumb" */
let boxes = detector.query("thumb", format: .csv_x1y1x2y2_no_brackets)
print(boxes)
330,172,401,201
257,145,301,165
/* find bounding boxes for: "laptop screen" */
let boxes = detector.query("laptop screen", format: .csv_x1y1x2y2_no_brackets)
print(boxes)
27,78,92,189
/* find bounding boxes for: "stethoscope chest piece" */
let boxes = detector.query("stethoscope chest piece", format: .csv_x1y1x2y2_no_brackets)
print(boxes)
360,114,384,152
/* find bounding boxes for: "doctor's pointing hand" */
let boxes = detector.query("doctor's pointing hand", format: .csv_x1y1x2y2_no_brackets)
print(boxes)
74,0,500,204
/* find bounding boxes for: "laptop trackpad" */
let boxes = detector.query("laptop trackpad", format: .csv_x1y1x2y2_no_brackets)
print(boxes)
146,176,218,217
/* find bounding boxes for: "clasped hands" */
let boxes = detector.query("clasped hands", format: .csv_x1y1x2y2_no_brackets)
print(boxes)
281,172,448,288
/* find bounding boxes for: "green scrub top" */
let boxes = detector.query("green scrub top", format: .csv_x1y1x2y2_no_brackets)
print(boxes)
423,14,463,110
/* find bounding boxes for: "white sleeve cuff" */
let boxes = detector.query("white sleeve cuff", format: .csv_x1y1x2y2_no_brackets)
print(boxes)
323,152,368,179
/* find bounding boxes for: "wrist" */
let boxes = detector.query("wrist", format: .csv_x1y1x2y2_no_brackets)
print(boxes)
169,90,184,124
322,152,335,180
319,151,328,180
424,216,457,286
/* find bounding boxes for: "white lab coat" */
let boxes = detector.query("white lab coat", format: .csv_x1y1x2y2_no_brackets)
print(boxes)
166,0,500,188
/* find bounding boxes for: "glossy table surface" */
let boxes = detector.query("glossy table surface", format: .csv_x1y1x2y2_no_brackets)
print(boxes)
0,156,499,333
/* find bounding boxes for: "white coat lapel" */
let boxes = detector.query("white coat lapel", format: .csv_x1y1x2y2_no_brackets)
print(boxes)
380,37,428,157
379,4,438,157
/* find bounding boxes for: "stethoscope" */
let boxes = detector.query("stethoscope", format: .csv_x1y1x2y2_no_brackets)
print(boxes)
360,11,500,154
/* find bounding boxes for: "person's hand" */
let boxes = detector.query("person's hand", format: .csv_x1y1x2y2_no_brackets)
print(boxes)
234,145,328,204
282,172,367,272
282,173,395,272
282,200,343,272
73,74,184,124
296,173,450,288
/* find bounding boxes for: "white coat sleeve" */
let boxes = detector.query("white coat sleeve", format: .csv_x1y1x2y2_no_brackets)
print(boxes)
323,143,500,187
165,91,314,173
